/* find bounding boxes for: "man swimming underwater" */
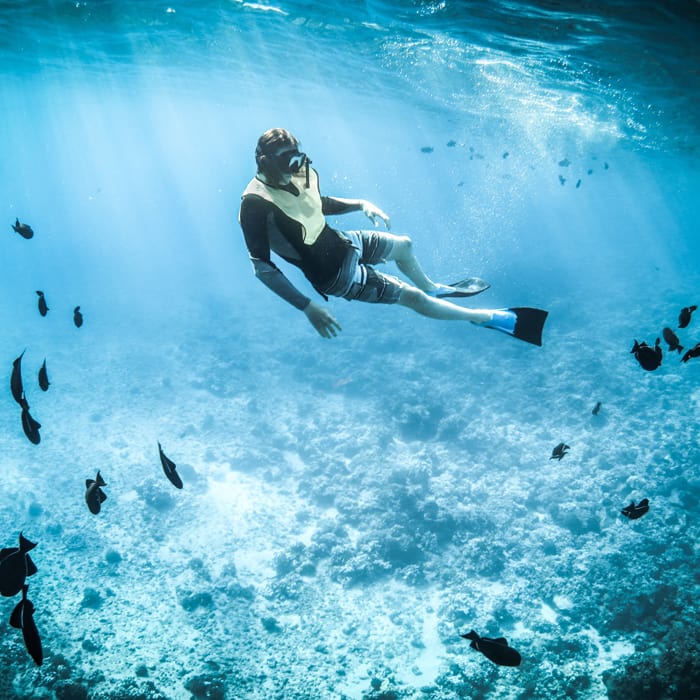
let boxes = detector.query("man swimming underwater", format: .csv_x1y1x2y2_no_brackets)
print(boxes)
239,127,547,345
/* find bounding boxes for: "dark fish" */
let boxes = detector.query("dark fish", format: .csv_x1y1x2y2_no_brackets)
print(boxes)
38,359,50,391
20,397,41,445
36,291,49,317
461,630,521,667
681,343,700,364
420,146,434,153
10,584,43,666
621,498,649,520
678,305,697,329
630,338,662,371
592,401,602,416
558,158,570,167
550,442,570,460
158,442,183,489
446,140,457,147
73,306,83,328
11,218,33,239
662,327,683,354
558,175,566,185
85,471,107,514
0,533,38,597
11,350,25,406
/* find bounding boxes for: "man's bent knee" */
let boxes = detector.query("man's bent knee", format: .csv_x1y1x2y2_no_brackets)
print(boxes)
389,235,413,261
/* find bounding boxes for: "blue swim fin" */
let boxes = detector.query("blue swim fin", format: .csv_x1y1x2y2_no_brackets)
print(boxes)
483,307,548,346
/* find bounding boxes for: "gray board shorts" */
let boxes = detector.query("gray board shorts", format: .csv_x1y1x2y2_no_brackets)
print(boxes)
321,230,405,304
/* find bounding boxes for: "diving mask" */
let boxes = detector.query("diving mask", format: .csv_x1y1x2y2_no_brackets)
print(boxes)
274,148,308,174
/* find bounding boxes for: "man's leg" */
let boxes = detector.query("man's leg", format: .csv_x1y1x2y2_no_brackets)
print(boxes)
383,235,439,292
396,285,492,324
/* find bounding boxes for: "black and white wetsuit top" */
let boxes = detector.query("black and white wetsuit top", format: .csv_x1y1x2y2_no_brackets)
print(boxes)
239,167,356,309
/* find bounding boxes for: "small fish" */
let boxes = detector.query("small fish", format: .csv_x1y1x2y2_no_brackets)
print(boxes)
678,305,697,329
38,359,50,392
558,175,566,185
558,158,570,167
621,498,649,520
681,343,700,364
20,397,41,445
502,151,509,159
73,306,84,328
461,630,521,667
662,327,683,354
592,401,602,415
158,442,183,489
630,338,662,371
550,442,570,460
10,584,43,666
85,471,107,514
0,533,38,597
420,146,434,153
446,140,457,147
11,218,34,239
36,291,49,317
11,350,25,406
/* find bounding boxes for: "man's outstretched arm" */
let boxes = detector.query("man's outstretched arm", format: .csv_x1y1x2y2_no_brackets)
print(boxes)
250,257,311,310
322,196,391,229
252,259,341,338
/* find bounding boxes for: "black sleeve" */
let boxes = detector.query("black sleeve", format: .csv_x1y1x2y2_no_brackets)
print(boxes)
321,196,360,216
239,196,311,311
239,196,274,262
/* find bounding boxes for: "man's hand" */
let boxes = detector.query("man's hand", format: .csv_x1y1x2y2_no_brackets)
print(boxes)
361,200,391,230
304,301,343,338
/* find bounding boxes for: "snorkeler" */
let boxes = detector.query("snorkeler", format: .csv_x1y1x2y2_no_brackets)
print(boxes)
238,128,547,345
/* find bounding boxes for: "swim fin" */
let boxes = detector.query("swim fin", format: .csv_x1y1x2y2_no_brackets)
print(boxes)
482,307,548,346
432,277,490,298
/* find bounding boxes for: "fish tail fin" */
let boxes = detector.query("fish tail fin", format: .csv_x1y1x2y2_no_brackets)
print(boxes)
96,471,106,486
19,532,37,553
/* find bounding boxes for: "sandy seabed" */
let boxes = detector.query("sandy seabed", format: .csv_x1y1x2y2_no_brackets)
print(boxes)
1,288,699,700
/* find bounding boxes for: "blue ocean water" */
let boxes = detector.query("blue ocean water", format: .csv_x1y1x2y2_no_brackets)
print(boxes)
1,1,699,699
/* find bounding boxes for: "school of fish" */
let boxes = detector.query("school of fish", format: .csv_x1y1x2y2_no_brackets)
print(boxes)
5,219,185,665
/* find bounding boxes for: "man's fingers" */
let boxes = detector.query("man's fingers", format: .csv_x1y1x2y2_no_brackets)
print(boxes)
322,316,342,338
